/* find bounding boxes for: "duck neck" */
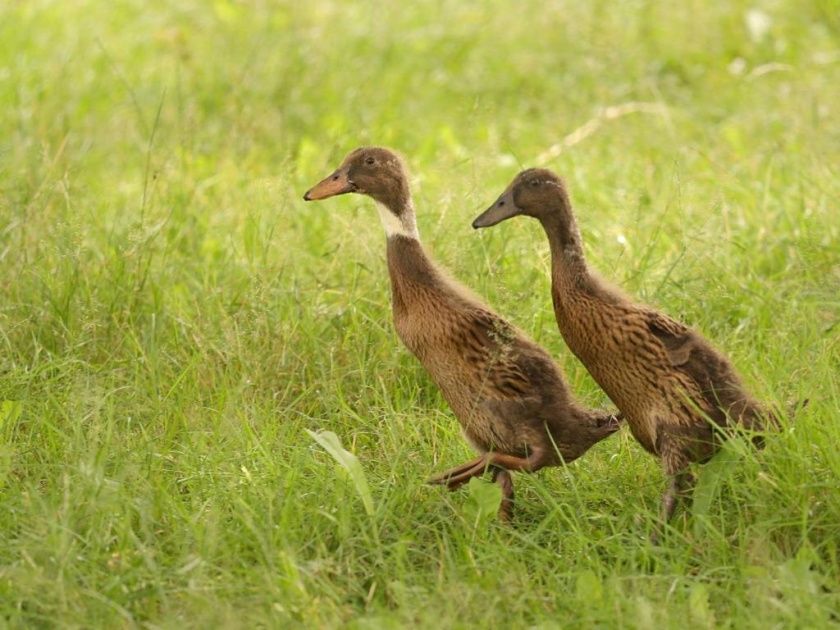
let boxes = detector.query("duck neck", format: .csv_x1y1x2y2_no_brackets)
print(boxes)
385,234,441,317
378,195,439,313
376,197,419,240
539,203,589,292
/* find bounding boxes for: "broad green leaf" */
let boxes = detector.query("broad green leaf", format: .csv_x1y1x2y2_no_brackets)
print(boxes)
692,440,743,537
576,570,603,603
689,583,714,628
463,477,501,526
306,430,374,517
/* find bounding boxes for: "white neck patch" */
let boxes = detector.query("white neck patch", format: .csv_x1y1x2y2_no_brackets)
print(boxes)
376,202,419,239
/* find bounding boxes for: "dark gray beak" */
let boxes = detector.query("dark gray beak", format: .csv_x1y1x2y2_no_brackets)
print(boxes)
472,189,521,229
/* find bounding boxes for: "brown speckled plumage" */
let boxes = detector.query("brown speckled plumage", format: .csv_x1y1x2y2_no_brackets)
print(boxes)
304,149,621,521
474,168,777,530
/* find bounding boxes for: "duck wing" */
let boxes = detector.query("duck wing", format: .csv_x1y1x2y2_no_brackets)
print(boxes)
643,308,752,426
458,309,621,457
460,309,557,402
643,309,695,367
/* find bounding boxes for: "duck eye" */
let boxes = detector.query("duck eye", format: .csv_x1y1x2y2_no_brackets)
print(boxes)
365,157,376,166
530,179,540,188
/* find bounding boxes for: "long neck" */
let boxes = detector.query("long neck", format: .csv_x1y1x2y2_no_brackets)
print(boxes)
539,201,589,292
375,193,440,307
385,235,444,317
376,199,419,239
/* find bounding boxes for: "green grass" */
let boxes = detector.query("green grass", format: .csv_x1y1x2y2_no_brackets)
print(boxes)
1,0,839,626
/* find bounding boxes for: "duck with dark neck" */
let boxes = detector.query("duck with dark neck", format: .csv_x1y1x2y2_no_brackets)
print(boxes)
537,192,590,294
303,148,622,522
473,167,777,537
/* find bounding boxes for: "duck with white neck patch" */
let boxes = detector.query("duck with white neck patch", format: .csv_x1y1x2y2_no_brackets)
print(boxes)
303,147,621,522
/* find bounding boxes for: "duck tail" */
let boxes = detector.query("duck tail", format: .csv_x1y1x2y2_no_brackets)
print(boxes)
744,397,807,449
764,397,809,430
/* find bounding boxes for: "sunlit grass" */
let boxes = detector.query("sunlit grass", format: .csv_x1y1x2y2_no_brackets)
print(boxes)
1,0,838,626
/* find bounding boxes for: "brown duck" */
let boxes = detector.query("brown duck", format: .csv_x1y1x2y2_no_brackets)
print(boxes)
473,168,778,527
303,148,621,521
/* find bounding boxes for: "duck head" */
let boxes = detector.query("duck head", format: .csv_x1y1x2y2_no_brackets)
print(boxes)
303,146,418,238
472,168,570,228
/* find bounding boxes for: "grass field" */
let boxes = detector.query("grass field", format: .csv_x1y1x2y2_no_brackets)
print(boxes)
1,0,839,626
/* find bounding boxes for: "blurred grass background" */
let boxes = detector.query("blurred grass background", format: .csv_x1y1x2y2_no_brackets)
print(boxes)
1,0,839,626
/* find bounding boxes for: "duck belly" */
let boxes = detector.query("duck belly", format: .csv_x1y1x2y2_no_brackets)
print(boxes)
436,378,527,456
585,361,674,456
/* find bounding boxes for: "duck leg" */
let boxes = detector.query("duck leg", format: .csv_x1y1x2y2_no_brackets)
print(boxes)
491,467,515,523
660,469,695,523
429,447,550,490
483,448,550,474
652,445,695,543
427,455,487,489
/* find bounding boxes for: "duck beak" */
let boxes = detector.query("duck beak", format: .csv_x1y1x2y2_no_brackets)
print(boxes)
472,189,520,229
303,168,357,201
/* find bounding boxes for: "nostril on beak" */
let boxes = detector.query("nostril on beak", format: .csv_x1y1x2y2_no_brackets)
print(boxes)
332,175,339,181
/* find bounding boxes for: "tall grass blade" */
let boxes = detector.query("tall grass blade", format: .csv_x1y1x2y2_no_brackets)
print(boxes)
306,429,375,517
692,440,743,537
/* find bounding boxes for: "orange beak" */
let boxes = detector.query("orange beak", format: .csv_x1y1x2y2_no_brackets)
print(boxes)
303,168,357,201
